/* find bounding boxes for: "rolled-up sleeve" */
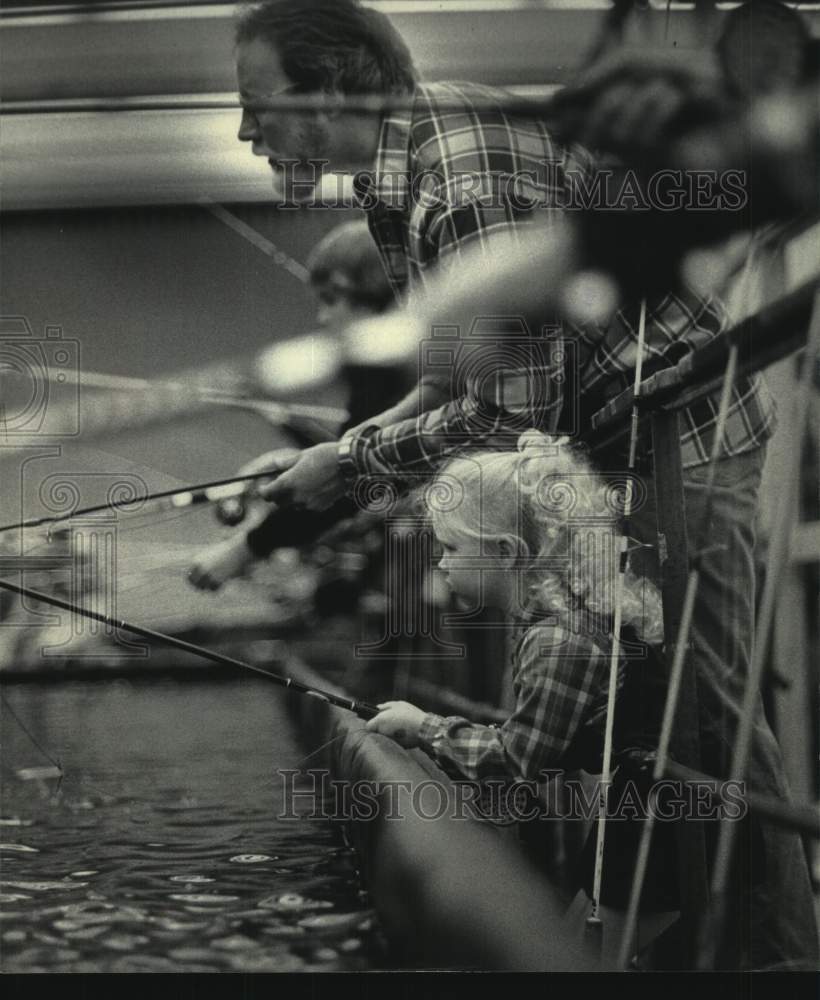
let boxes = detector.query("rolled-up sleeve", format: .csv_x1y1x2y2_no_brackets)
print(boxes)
416,626,614,783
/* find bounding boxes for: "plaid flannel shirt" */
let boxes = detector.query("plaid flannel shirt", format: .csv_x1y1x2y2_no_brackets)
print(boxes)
417,617,625,783
339,82,775,481
573,291,777,467
351,81,595,296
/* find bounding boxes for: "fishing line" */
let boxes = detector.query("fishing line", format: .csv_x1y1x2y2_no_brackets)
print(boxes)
110,505,214,535
290,731,351,770
588,297,648,931
260,729,373,797
0,690,64,800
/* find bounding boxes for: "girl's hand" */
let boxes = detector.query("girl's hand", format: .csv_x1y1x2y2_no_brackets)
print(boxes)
365,701,426,748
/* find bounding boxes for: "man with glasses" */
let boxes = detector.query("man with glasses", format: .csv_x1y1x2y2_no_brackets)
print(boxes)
234,0,597,510
236,0,417,206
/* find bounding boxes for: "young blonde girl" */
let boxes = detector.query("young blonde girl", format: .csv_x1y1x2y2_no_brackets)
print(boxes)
366,430,683,946
366,429,664,785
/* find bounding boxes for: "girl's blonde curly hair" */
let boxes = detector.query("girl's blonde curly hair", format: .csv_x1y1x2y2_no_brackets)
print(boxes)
422,430,664,646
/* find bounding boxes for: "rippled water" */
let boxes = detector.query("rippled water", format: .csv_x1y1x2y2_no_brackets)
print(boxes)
0,678,379,972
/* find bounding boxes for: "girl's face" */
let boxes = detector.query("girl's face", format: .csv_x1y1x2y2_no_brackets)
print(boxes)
434,518,516,613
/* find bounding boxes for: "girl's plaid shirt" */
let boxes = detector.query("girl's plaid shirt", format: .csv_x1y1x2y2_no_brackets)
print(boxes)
417,616,627,783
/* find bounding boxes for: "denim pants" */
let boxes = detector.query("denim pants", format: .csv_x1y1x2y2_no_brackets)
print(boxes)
614,445,818,969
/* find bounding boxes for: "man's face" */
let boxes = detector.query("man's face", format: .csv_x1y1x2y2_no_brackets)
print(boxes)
236,37,333,199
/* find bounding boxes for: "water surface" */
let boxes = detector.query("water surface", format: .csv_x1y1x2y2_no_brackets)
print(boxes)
0,678,378,972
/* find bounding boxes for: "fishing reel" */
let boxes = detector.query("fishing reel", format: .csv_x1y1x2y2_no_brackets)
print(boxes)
211,447,302,527
215,494,248,527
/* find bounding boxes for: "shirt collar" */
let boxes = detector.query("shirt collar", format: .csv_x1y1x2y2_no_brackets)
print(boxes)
352,90,417,211
510,600,614,639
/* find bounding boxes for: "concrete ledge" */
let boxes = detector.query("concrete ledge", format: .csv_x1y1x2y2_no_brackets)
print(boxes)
286,656,598,971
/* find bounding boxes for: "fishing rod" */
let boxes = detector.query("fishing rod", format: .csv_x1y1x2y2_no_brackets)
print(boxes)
0,577,380,721
0,363,349,427
0,467,292,535
1,90,560,118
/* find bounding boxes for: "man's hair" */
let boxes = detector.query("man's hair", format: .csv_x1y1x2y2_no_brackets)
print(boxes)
307,220,393,312
235,0,418,94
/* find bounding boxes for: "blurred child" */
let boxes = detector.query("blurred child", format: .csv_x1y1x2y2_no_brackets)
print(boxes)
188,219,409,590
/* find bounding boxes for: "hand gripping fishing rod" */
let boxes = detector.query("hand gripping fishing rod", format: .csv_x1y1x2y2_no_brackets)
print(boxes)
0,577,380,721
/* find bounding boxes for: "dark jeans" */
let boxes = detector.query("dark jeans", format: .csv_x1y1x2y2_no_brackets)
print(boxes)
614,445,818,969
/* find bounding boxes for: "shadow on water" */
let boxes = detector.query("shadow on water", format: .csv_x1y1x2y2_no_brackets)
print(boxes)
0,677,380,972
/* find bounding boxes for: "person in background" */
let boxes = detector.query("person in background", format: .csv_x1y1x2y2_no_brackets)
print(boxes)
716,0,819,100
305,221,412,430
188,219,408,591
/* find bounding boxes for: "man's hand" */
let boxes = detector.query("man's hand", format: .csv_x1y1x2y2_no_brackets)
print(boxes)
365,701,427,749
259,441,346,511
240,447,301,478
187,533,255,591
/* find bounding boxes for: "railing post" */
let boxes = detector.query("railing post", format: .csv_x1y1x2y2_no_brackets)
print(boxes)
649,409,711,965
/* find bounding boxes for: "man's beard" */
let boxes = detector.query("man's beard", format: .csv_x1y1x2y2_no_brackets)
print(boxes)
272,122,331,204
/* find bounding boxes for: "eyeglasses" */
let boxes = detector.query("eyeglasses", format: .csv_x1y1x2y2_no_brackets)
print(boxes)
241,83,306,118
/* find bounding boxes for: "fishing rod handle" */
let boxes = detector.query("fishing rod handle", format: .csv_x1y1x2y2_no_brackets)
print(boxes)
293,682,379,720
354,700,380,721
213,447,302,527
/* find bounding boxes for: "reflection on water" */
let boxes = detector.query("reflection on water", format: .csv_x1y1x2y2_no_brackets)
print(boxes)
0,678,379,972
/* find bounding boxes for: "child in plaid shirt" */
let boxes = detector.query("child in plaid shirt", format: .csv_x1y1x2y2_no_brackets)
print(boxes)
366,431,680,937
365,430,664,783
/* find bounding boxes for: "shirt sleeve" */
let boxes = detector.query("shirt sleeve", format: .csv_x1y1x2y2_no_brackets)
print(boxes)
337,348,565,485
416,625,613,783
338,396,504,485
338,150,598,484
